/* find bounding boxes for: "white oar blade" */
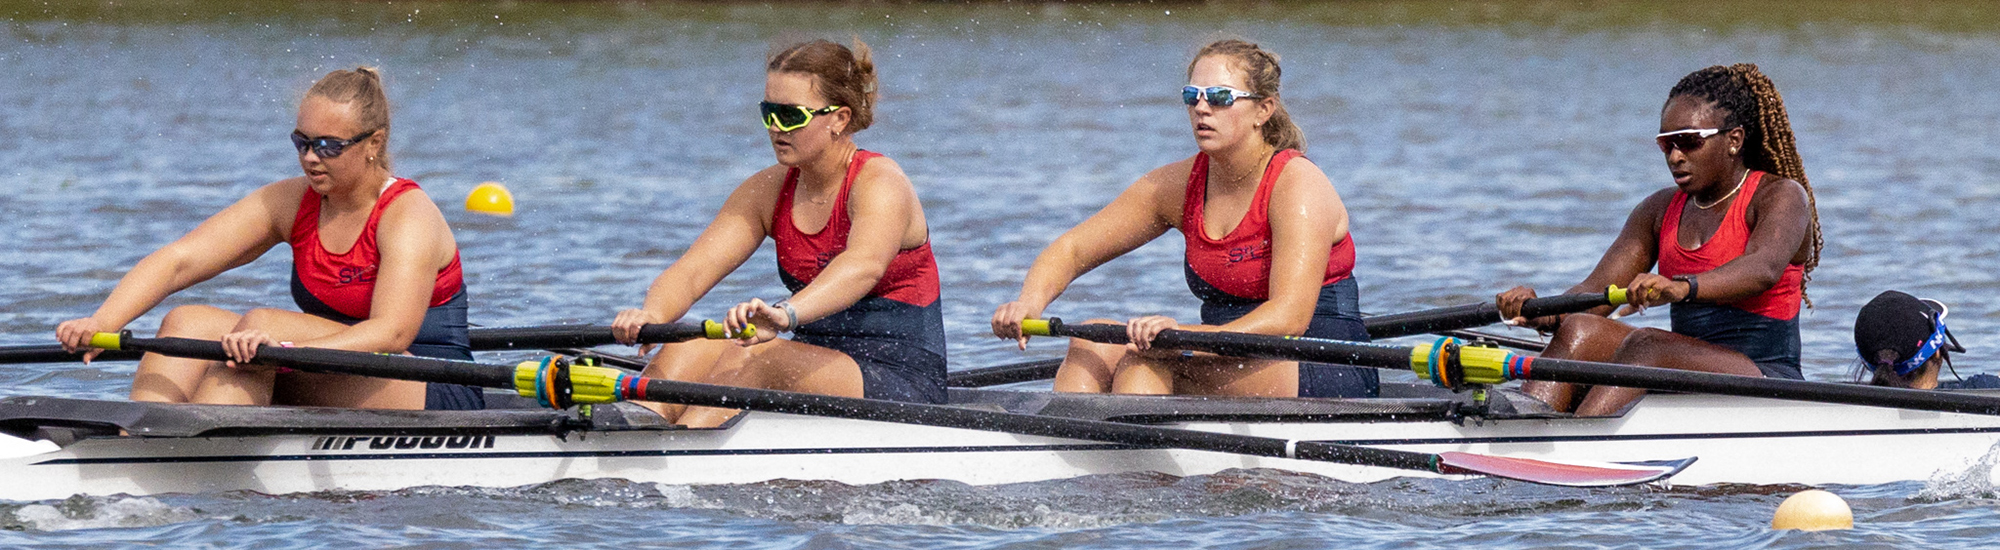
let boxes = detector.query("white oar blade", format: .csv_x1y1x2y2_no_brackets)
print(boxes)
1437,452,1696,487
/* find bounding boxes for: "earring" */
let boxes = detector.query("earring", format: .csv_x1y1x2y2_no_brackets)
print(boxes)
1729,148,1737,155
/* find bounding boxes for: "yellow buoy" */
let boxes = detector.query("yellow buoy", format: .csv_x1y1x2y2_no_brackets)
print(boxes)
1771,489,1853,531
466,182,515,216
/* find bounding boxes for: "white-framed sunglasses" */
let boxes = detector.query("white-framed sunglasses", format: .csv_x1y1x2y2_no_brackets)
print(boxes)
1654,128,1722,153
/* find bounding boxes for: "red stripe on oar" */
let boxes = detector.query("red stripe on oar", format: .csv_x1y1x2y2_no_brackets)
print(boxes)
1437,451,1694,487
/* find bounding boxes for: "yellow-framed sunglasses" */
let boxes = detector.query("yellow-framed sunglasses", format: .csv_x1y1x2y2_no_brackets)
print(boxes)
761,101,843,133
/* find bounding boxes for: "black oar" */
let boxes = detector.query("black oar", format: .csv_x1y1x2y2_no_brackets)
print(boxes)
1364,286,1628,340
85,331,1692,487
2,322,740,365
1026,318,2000,416
946,359,1063,388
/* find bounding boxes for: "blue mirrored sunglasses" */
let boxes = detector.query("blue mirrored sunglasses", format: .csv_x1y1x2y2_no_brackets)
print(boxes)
1181,85,1262,107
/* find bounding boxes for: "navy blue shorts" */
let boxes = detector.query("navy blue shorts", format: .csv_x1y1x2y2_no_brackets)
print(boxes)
1200,277,1379,398
1671,302,1802,380
795,334,948,404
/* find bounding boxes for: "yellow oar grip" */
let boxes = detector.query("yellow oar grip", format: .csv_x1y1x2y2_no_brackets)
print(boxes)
700,320,757,340
1605,285,1629,306
87,332,124,351
1020,319,1052,337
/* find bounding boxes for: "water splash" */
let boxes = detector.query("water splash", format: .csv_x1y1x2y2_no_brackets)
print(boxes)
0,495,203,532
1917,439,2000,501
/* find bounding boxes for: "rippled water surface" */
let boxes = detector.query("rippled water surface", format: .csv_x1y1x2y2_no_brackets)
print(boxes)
5,0,2000,547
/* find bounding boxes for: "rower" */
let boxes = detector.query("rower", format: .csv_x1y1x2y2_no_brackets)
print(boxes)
1854,290,1997,390
54,68,481,410
991,39,1375,398
610,39,946,428
1495,64,1820,416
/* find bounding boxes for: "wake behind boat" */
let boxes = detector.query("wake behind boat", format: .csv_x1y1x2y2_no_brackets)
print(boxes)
0,381,1991,501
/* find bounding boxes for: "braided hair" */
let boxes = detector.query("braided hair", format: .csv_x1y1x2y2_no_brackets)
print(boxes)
1668,64,1820,306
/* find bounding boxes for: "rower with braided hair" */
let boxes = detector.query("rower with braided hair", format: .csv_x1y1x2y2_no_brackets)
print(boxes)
1494,64,1819,416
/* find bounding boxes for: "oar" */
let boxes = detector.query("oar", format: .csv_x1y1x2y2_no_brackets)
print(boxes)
1364,286,1628,340
84,331,1693,487
0,322,741,365
1026,318,2000,416
946,359,1063,388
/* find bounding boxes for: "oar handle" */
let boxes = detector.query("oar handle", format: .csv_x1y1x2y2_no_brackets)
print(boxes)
87,331,515,388
1363,286,1627,339
467,321,746,350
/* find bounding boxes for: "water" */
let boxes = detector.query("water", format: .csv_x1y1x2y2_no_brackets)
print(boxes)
4,0,2000,546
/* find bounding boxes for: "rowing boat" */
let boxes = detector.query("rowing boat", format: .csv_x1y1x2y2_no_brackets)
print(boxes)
0,381,1991,501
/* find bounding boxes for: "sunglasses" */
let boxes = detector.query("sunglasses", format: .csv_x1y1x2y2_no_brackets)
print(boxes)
1182,85,1263,107
1654,128,1722,154
291,129,377,160
761,101,843,133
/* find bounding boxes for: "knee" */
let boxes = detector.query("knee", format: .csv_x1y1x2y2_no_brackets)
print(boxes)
1552,314,1618,342
1612,328,1675,364
232,308,293,331
158,305,233,337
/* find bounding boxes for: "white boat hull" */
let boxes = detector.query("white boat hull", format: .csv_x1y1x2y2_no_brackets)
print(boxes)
0,390,1994,500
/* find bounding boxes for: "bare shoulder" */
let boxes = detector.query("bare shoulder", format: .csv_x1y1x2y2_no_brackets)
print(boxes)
1272,155,1335,194
1751,174,1810,208
1634,186,1680,215
1136,155,1197,196
854,154,916,193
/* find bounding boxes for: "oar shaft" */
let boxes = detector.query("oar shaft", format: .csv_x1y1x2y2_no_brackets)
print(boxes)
1528,358,2000,416
1033,319,2000,417
626,376,1441,472
0,345,142,364
1364,287,1626,339
102,335,516,388
469,321,734,350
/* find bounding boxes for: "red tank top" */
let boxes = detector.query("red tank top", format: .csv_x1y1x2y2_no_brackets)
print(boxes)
1182,149,1355,301
1657,170,1804,320
290,178,465,320
772,150,941,307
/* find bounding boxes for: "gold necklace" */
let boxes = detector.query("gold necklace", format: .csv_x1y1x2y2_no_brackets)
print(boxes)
1213,148,1274,189
1694,169,1749,210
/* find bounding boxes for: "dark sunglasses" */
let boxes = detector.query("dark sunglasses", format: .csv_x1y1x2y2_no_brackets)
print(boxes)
1182,85,1262,107
1654,128,1722,154
760,101,842,133
291,129,377,159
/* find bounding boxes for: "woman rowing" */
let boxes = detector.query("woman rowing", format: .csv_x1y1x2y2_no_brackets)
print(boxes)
611,39,946,428
991,39,1375,398
1496,64,1819,416
1853,290,1998,390
53,68,481,410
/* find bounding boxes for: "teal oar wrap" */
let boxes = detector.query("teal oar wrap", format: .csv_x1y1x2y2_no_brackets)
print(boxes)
86,332,1691,488
1025,318,2000,416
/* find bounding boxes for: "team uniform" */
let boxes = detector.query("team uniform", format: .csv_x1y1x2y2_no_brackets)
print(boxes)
289,178,482,410
1658,170,1805,380
1181,149,1376,398
772,150,949,404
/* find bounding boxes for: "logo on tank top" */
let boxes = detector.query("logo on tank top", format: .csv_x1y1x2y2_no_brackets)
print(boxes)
815,251,837,270
337,265,378,285
1227,241,1271,264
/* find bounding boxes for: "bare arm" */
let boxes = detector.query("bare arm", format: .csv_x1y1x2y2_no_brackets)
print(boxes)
992,161,1184,345
56,180,297,351
1216,158,1346,336
781,158,917,325
1497,188,1671,323
611,168,781,344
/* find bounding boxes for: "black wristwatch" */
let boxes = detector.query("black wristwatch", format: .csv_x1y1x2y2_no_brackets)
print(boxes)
1671,275,1698,303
